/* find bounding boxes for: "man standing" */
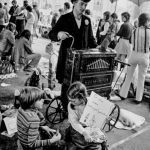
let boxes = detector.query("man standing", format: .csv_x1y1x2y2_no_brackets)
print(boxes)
49,0,97,84
9,0,18,24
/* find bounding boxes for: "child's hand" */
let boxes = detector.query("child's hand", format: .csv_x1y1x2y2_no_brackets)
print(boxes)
41,126,56,134
51,130,61,143
44,88,55,99
83,131,92,143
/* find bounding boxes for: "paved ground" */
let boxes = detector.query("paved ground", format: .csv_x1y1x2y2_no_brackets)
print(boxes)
0,37,150,150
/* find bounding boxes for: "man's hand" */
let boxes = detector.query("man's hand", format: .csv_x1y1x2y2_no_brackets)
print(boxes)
58,31,71,41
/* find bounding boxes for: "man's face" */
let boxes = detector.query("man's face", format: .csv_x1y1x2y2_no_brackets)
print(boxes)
74,0,88,15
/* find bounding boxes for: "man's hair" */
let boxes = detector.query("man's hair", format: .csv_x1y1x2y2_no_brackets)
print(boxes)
64,2,70,9
19,87,44,110
12,0,17,4
121,12,130,22
138,13,150,27
71,0,91,4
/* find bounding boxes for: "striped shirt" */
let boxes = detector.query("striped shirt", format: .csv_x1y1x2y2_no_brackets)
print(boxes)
132,26,150,53
17,108,51,149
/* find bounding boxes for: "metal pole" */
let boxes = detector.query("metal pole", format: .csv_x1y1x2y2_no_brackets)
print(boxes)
114,0,118,13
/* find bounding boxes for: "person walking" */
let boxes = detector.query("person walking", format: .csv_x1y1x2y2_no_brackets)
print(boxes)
111,13,150,104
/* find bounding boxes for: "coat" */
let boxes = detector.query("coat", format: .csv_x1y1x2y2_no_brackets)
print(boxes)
49,11,97,83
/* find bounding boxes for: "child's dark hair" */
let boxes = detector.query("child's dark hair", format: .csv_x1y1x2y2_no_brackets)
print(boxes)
19,87,45,110
104,11,111,21
138,13,150,27
67,81,88,104
21,29,31,40
121,12,130,22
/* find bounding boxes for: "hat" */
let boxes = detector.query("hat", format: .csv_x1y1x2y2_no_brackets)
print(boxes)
12,0,17,4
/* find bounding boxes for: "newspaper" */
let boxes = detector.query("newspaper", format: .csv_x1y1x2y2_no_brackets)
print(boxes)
80,91,115,129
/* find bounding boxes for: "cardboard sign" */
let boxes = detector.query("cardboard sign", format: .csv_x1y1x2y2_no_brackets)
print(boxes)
80,91,115,129
3,116,17,135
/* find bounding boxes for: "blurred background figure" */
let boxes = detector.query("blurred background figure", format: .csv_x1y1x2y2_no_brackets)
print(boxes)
25,5,35,41
32,2,40,38
64,2,71,14
9,0,18,24
0,3,6,26
58,8,64,17
133,19,138,29
51,12,59,29
3,2,9,23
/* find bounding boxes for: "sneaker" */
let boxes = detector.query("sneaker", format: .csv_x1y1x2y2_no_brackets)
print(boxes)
110,95,122,101
132,100,141,105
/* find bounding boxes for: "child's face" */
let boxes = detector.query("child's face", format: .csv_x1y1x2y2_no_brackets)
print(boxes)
34,99,44,109
69,98,84,106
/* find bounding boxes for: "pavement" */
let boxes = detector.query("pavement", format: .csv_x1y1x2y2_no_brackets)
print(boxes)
0,37,150,150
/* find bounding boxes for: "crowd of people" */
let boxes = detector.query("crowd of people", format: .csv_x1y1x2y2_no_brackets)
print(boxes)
0,0,42,72
0,0,150,149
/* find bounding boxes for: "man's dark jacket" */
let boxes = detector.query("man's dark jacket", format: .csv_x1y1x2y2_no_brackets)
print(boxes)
49,11,97,83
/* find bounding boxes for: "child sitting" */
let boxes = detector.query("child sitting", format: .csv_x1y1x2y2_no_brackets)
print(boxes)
17,87,61,150
67,81,107,150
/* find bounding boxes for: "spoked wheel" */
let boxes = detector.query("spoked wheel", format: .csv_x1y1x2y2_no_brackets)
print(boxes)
46,96,66,124
102,104,120,132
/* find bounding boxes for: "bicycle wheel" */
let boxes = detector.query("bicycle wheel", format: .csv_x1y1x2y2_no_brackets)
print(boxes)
46,96,66,124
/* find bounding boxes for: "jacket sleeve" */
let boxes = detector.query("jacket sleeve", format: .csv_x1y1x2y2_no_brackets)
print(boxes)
9,6,14,15
48,15,66,42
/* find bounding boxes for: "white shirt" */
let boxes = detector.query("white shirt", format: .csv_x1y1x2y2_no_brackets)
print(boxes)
100,22,109,35
68,102,86,134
